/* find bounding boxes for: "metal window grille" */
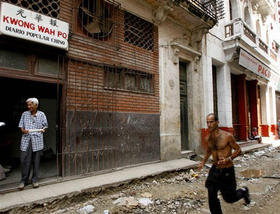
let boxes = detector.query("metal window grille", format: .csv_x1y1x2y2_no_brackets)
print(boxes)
2,0,60,18
124,11,154,51
77,0,120,41
104,66,154,93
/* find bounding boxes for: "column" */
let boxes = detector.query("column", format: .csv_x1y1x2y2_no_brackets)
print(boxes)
159,33,181,160
270,87,277,136
260,85,270,136
217,64,234,133
200,48,213,150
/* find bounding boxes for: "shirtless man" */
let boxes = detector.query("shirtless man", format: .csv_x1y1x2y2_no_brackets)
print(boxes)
198,113,250,214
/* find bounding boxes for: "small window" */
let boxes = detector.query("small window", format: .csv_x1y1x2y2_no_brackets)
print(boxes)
104,66,154,93
124,73,136,91
244,6,251,27
140,74,153,92
104,67,122,88
36,56,62,77
0,49,28,70
124,11,154,51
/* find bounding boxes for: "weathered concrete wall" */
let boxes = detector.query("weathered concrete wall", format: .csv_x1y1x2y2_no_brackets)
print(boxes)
158,20,182,160
158,18,203,159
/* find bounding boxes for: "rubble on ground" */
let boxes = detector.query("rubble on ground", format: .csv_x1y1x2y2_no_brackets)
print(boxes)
7,145,280,214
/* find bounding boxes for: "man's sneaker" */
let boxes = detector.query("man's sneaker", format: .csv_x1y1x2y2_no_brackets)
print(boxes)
243,186,251,205
18,182,25,190
32,182,39,188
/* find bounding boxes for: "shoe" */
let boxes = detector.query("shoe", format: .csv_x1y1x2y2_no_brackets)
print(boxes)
32,182,39,188
18,182,25,190
243,186,251,205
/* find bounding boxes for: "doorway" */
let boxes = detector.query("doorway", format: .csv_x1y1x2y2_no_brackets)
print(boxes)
179,61,189,150
0,77,61,188
212,65,218,117
276,91,280,138
246,81,252,138
231,74,240,140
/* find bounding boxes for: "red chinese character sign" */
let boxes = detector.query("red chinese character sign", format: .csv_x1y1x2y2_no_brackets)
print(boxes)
0,2,69,50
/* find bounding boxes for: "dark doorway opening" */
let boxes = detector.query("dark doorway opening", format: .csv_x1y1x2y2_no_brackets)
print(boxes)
246,81,252,138
276,91,280,138
212,65,218,117
179,61,189,150
0,77,61,189
231,74,240,140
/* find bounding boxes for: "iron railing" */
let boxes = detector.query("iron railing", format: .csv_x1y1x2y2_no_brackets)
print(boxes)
174,0,224,24
224,18,279,62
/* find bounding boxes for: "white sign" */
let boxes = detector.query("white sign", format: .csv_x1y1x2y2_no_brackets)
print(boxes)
0,2,69,50
239,49,271,80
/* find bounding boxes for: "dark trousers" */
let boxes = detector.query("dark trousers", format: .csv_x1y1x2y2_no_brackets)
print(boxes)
205,165,245,214
20,142,40,184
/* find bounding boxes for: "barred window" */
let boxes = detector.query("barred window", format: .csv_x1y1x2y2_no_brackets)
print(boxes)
104,66,154,93
104,67,122,88
3,0,60,18
124,11,154,51
78,0,115,40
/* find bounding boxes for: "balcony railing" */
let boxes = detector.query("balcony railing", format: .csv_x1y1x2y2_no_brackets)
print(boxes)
258,38,268,53
175,0,224,25
243,24,256,43
224,18,279,63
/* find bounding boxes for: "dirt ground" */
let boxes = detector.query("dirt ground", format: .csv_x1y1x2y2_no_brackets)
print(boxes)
6,146,280,214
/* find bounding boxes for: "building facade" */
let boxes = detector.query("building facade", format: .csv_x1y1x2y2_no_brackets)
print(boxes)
0,0,221,189
201,0,280,148
0,0,161,185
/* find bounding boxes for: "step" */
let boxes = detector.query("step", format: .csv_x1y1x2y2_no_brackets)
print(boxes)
181,150,196,159
237,140,258,147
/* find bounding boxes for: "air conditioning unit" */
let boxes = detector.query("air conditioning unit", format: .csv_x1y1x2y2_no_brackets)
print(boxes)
78,0,113,39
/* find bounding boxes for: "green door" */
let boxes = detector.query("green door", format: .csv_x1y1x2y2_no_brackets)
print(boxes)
179,61,188,150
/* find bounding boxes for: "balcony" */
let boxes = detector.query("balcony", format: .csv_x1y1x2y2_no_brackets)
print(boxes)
224,18,279,63
150,0,223,29
175,0,224,26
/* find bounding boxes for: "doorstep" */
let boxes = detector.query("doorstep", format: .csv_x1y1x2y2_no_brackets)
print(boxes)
181,150,196,159
237,140,258,147
241,142,272,153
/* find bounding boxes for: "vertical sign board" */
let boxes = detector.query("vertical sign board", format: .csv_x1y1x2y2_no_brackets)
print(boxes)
239,49,271,80
0,2,69,50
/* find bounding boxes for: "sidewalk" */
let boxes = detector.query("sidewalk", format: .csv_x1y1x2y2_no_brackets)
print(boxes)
0,142,274,212
0,159,198,212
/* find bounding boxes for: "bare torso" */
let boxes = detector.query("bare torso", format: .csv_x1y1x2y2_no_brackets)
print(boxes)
206,130,238,168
